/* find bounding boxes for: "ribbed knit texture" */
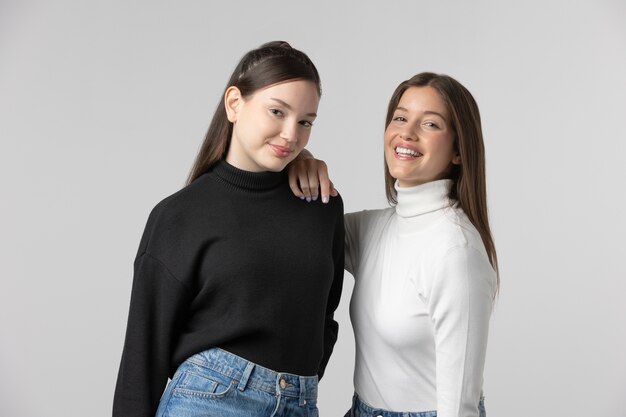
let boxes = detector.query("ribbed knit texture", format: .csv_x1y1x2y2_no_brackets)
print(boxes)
113,160,344,417
345,179,495,417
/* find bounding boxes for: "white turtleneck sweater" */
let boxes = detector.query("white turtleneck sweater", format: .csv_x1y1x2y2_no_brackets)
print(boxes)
345,179,496,417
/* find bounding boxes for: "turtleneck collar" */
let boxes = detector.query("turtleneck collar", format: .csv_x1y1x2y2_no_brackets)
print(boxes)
394,179,452,218
211,160,285,191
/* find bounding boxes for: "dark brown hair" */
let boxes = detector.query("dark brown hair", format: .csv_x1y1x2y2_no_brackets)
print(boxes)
187,41,321,184
384,72,499,289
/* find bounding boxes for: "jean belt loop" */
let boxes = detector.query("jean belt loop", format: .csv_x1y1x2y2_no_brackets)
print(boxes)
299,376,306,406
238,362,255,392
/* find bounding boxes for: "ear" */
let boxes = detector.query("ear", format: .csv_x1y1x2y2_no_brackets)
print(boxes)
452,153,461,165
224,86,243,123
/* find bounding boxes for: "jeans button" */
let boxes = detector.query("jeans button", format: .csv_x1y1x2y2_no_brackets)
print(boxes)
279,379,287,389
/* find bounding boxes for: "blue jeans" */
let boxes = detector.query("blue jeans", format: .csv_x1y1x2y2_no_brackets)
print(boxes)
344,393,486,417
156,348,319,417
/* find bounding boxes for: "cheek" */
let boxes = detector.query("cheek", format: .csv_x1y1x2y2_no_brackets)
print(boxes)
430,135,455,158
383,126,394,145
298,133,310,149
259,116,278,134
384,145,396,167
383,129,394,155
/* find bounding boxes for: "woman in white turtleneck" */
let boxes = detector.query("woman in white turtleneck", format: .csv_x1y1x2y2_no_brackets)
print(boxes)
289,72,499,417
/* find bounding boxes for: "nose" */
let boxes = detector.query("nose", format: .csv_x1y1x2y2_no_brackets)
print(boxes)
399,127,416,141
280,121,298,143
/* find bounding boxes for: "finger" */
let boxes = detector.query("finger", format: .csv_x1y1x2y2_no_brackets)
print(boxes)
288,173,305,199
317,165,332,203
298,171,313,202
287,165,306,199
329,180,339,197
307,165,321,202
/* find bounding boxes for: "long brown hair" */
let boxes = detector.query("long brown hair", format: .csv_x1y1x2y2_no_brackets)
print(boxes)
384,72,499,290
187,41,321,184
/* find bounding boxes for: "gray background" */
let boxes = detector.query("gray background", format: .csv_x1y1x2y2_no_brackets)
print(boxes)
1,0,625,416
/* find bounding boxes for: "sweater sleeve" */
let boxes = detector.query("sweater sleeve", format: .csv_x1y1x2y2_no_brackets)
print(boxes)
317,201,345,380
113,252,191,417
344,209,391,276
428,245,495,417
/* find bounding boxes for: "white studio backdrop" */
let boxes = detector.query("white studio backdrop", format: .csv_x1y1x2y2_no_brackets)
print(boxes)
1,1,625,416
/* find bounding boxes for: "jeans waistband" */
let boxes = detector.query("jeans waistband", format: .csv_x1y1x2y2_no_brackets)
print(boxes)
184,348,318,401
351,392,485,417
352,393,436,417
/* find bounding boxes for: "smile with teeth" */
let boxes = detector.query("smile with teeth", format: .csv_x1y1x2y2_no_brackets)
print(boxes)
395,146,422,157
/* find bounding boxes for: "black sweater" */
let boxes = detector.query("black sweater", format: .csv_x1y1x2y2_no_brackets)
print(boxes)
113,160,344,417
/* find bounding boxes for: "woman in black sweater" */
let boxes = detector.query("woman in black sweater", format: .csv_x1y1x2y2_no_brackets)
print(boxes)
113,41,344,417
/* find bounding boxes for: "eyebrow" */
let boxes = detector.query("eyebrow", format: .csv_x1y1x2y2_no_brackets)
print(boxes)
396,106,446,120
270,98,317,117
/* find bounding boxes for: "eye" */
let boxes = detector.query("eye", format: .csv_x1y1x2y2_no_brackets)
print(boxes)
269,108,284,118
393,116,407,123
423,121,440,129
299,120,314,128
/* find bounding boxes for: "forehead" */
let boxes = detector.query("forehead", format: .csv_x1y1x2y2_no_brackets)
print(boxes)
246,80,320,114
397,86,448,118
252,80,320,101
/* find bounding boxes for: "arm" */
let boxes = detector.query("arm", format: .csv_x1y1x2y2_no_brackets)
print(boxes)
113,253,191,417
344,209,389,276
343,212,363,275
288,149,338,203
428,245,496,417
317,198,345,379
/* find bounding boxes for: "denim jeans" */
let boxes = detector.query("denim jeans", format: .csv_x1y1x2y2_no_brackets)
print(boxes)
344,393,486,417
156,348,318,417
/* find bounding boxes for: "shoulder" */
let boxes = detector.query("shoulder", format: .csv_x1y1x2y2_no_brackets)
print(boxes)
149,172,224,221
145,183,194,229
426,207,487,255
279,183,345,223
425,208,496,290
345,207,394,227
137,174,218,257
301,191,345,232
345,207,393,240
321,191,345,216
420,207,494,277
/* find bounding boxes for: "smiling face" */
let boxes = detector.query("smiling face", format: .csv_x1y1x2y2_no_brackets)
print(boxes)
225,80,320,172
384,86,461,188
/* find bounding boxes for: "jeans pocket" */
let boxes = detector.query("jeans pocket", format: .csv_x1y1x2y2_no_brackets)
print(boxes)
155,370,186,417
173,368,235,399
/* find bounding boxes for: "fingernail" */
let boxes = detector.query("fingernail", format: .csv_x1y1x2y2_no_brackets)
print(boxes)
312,195,318,201
306,197,311,202
300,196,305,200
322,196,329,203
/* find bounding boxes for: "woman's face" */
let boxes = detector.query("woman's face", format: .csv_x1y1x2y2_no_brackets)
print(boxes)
225,80,319,172
384,86,460,187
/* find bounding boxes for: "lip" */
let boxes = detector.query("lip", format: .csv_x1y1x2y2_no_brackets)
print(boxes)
268,143,293,158
393,143,423,160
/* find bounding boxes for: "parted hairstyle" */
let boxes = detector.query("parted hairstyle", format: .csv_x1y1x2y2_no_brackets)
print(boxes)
384,72,499,289
187,41,321,184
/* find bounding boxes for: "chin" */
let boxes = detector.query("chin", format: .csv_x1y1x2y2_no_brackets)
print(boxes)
389,168,413,181
263,160,290,172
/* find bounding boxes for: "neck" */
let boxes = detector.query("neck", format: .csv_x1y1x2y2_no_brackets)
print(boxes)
211,159,284,191
394,179,452,218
